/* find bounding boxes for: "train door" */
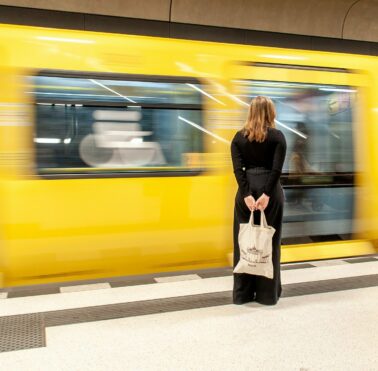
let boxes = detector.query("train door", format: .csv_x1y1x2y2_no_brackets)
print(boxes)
226,60,375,261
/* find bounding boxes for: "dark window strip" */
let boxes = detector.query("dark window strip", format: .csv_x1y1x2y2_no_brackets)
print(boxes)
35,101,203,110
37,69,202,84
310,234,344,242
283,184,354,190
36,169,203,180
281,173,354,188
241,62,349,73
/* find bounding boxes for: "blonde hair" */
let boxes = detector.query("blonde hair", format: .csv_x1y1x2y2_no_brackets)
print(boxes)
243,96,276,142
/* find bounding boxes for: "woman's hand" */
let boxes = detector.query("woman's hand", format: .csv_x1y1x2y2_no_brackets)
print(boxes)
256,193,270,211
244,195,256,211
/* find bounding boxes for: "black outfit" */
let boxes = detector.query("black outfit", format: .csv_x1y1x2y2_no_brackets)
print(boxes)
231,128,287,305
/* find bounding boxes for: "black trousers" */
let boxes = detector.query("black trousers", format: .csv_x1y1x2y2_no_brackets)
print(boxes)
233,168,284,305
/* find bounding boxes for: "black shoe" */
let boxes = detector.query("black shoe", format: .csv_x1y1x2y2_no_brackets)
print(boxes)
233,298,255,305
255,299,278,306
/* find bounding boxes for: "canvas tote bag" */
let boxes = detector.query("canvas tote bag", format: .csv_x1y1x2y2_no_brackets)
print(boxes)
233,210,275,279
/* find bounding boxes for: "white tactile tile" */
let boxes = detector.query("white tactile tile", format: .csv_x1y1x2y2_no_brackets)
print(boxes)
311,259,349,267
0,292,7,299
60,283,111,293
0,260,376,317
154,274,201,283
0,287,376,370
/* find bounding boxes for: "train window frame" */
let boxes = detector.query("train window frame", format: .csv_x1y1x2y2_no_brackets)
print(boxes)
31,70,205,179
232,78,357,189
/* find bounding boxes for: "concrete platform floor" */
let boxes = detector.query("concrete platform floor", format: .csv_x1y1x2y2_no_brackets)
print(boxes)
0,256,377,370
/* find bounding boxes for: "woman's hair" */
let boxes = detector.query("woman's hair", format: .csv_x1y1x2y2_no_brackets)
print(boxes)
243,96,276,142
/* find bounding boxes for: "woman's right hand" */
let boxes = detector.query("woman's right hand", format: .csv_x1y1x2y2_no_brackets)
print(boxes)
256,193,270,211
244,195,256,211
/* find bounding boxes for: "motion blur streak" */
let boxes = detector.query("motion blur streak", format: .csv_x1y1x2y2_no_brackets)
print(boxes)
0,23,376,287
178,116,230,144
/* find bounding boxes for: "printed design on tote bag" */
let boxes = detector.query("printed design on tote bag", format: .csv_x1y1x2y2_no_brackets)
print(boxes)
243,246,270,264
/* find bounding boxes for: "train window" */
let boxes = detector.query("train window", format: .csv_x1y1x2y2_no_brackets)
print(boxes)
234,80,356,177
30,73,204,176
233,79,357,243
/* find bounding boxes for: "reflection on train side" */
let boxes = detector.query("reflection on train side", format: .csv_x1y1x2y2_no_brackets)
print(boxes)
79,110,167,167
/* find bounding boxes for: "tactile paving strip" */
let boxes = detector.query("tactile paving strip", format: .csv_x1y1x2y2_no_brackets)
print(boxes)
0,313,45,353
281,274,378,297
1,274,377,353
44,291,231,327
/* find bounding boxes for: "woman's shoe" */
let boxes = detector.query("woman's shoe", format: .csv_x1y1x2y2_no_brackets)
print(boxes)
233,297,255,305
255,299,278,306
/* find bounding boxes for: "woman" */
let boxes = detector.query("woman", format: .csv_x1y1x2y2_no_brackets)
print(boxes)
231,96,286,305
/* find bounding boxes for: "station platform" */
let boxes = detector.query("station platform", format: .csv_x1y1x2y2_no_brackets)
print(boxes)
0,255,377,370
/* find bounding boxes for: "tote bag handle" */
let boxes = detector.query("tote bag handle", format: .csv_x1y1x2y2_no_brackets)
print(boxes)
248,209,269,229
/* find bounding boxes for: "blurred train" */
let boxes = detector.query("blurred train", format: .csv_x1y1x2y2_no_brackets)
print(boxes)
0,23,377,287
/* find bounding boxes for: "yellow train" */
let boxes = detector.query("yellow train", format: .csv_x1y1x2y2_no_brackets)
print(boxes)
0,23,377,287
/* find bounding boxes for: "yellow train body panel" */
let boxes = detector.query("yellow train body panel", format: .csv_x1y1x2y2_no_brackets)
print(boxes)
0,24,377,287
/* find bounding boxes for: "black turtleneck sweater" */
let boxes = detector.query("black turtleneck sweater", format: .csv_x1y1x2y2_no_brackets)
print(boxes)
231,128,287,198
